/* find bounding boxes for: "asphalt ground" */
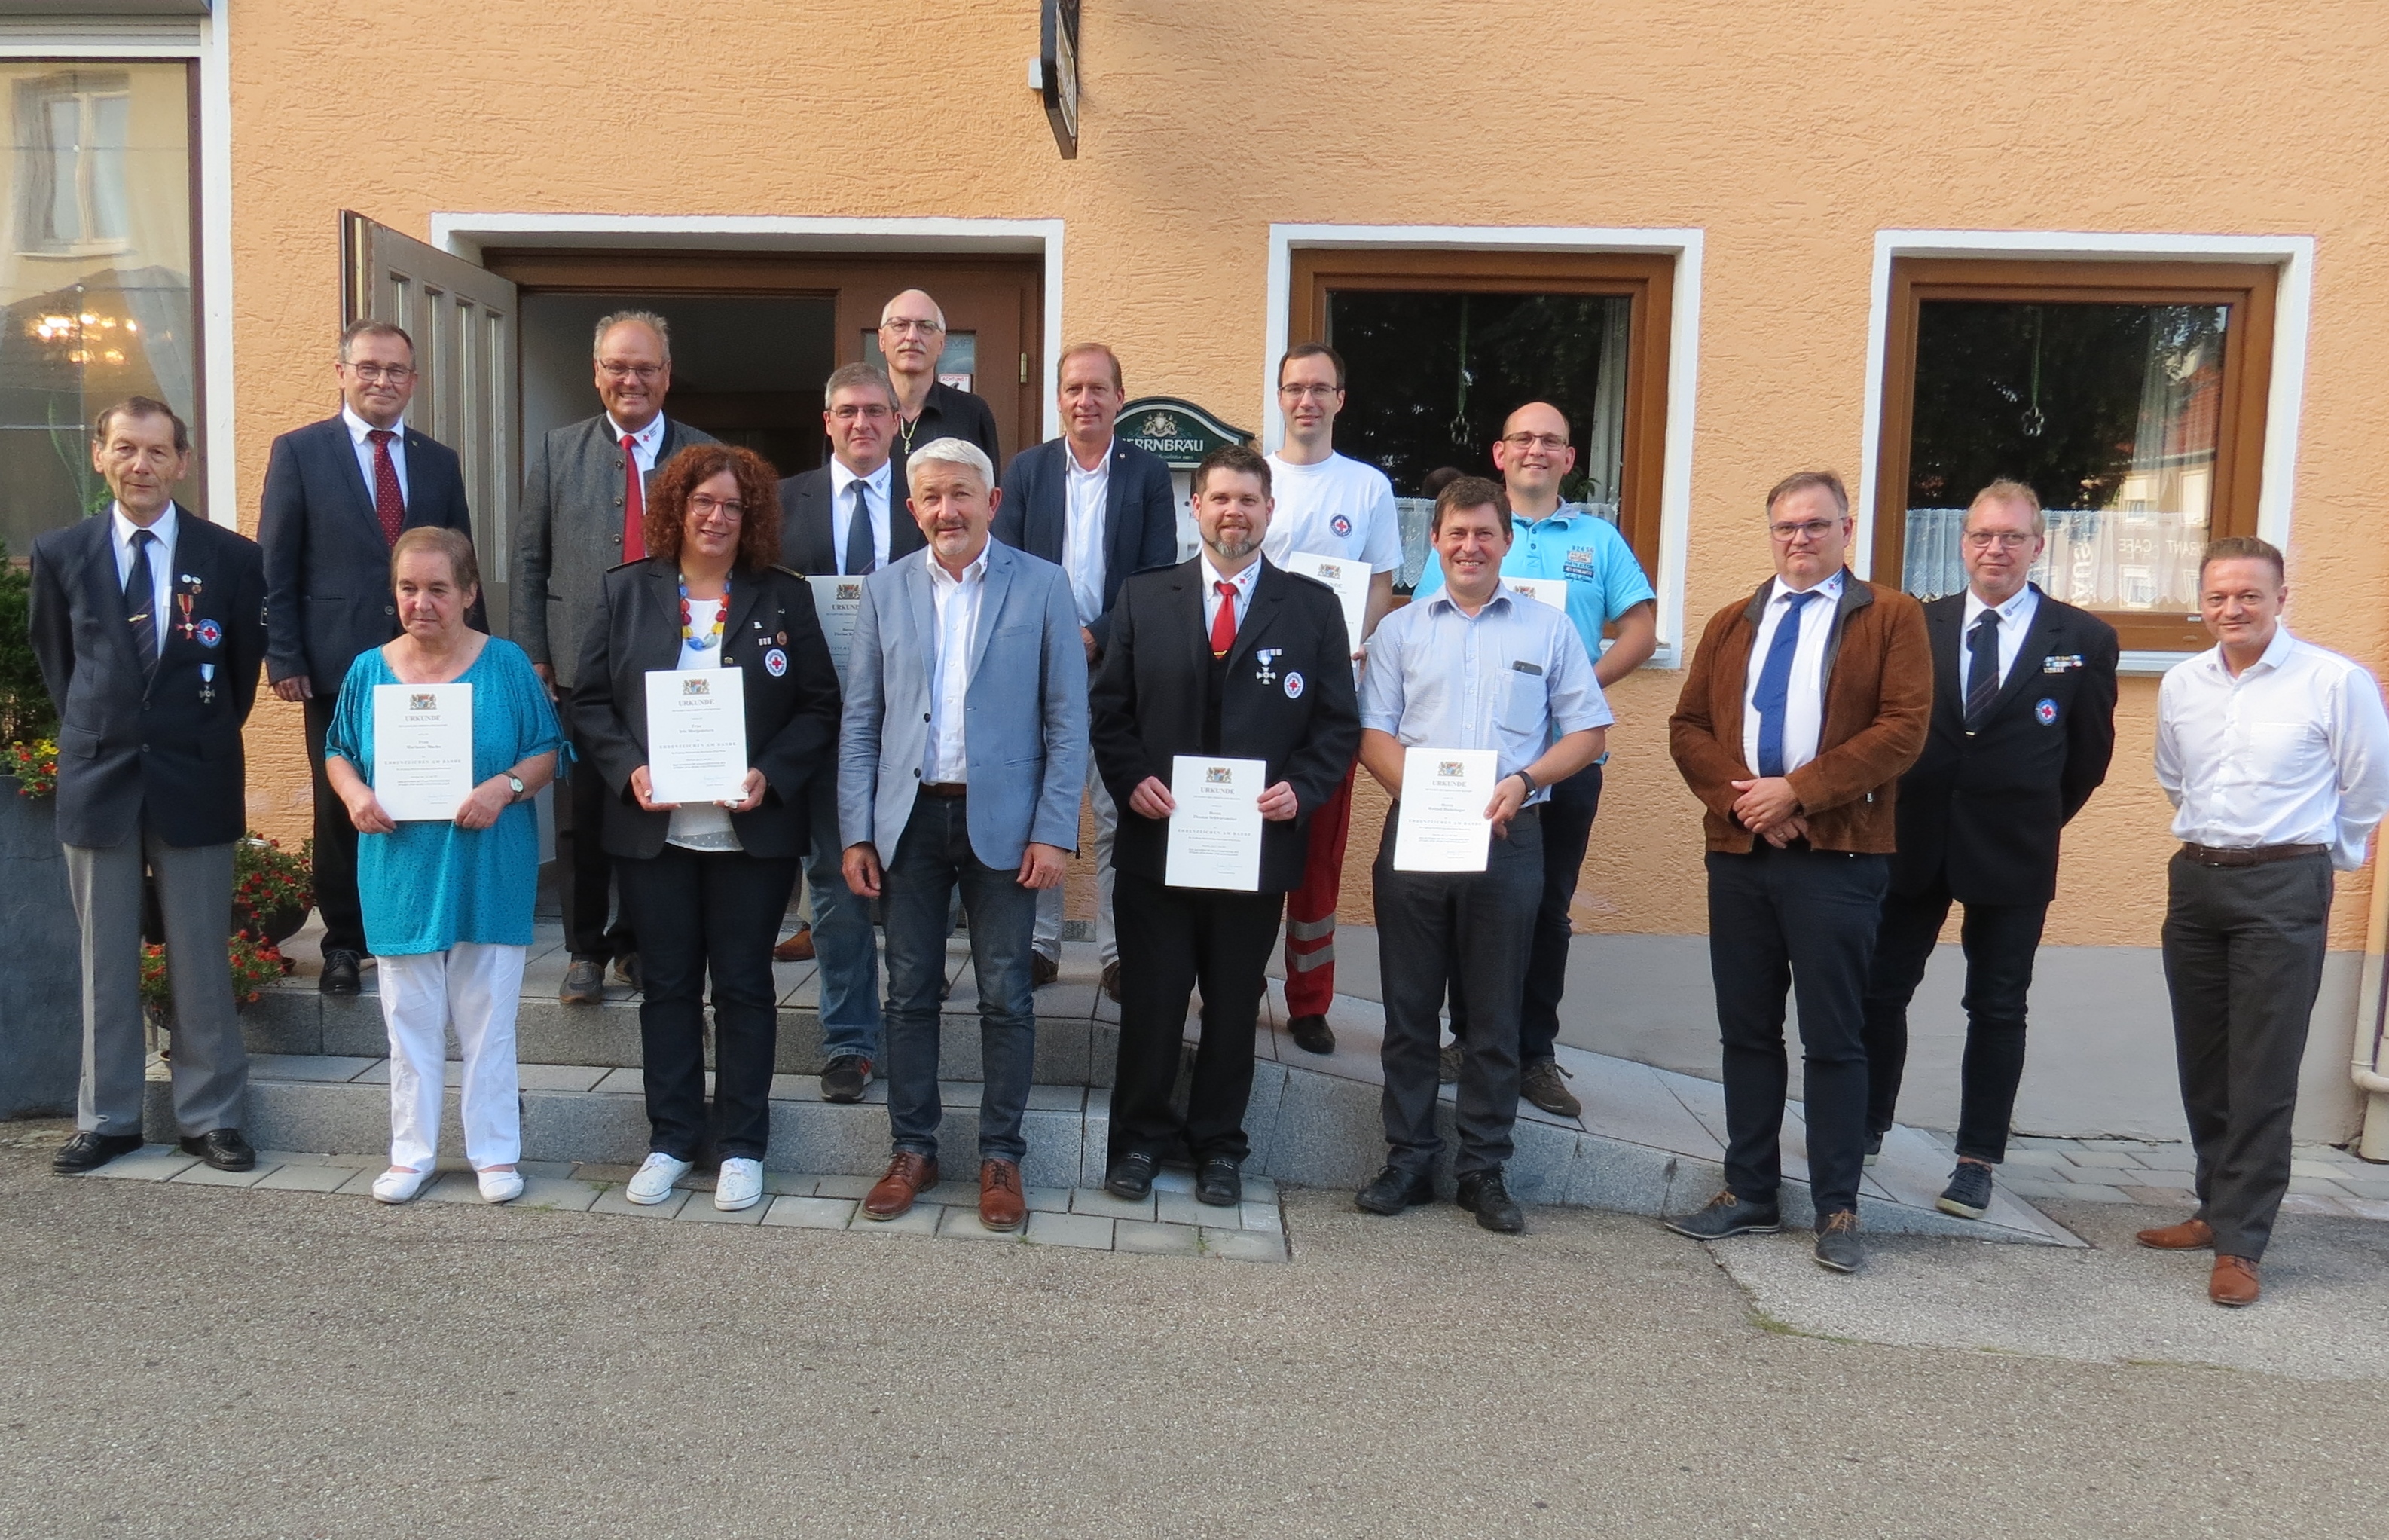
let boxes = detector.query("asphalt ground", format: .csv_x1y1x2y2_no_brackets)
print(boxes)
2,1117,2383,1540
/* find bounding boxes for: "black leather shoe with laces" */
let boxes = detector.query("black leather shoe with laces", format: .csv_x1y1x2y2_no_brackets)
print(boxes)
319,949,361,995
1355,1164,1432,1215
1456,1170,1525,1233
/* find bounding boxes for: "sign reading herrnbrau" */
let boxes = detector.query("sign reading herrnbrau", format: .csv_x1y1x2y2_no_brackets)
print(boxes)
1117,397,1255,469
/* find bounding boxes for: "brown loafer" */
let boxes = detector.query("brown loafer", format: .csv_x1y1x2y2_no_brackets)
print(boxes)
2136,1217,2214,1250
862,1151,938,1221
773,927,816,963
2209,1254,2261,1307
979,1157,1027,1232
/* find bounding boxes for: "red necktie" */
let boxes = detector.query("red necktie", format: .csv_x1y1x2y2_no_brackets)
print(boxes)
365,429,405,545
621,435,646,561
1210,580,1239,658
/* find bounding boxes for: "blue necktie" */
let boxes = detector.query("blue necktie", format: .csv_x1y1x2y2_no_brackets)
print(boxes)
1753,589,1822,778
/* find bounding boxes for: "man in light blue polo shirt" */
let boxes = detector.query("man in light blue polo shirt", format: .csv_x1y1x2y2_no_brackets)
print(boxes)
1356,475,1609,1233
1413,401,1657,1117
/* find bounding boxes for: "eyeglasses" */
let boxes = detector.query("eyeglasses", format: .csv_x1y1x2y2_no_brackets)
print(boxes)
687,496,744,519
344,363,414,383
881,317,945,336
597,362,664,382
1768,518,1841,542
1963,530,2038,550
830,403,893,422
1499,432,1569,452
1279,383,1340,400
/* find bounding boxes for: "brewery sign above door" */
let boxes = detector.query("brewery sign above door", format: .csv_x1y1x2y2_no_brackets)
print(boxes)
1117,397,1254,469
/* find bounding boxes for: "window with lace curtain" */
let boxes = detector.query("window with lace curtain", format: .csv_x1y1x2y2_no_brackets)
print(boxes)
1874,258,2277,652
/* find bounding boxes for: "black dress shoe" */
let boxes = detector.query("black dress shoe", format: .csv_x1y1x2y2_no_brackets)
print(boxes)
53,1130,143,1175
1196,1157,1242,1208
1288,1013,1335,1055
1355,1164,1432,1215
179,1129,256,1172
1104,1151,1156,1201
1456,1170,1526,1233
1663,1188,1783,1240
319,949,362,996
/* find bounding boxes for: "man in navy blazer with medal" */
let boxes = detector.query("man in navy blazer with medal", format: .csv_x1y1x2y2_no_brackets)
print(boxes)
256,319,479,996
1088,444,1361,1208
991,341,1179,992
30,397,268,1175
1861,479,2118,1221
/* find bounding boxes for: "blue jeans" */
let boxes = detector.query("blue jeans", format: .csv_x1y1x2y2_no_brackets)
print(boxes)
806,774,879,1060
881,790,1037,1164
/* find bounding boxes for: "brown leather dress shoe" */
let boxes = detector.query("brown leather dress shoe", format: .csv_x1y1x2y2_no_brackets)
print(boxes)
2210,1254,2261,1307
1100,960,1120,1004
979,1157,1027,1232
2136,1217,2214,1250
862,1152,938,1221
773,927,816,963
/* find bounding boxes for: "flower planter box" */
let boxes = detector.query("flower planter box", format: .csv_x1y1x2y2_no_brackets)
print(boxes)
0,772,81,1119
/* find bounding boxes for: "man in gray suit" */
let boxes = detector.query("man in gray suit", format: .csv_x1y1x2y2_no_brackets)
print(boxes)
513,310,716,1004
838,437,1087,1233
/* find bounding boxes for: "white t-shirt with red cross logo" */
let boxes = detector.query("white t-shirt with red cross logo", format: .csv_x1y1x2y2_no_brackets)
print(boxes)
1262,451,1403,573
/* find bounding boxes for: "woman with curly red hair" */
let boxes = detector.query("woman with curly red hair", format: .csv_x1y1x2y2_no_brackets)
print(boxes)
572,442,842,1212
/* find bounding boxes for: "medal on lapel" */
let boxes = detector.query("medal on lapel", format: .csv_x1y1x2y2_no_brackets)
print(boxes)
1254,647,1282,685
175,574,199,640
199,663,216,704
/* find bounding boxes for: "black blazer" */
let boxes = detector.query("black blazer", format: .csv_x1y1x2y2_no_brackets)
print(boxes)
1089,559,1360,893
1890,585,2119,906
29,507,267,849
776,464,926,576
570,560,842,861
991,436,1178,653
256,414,478,694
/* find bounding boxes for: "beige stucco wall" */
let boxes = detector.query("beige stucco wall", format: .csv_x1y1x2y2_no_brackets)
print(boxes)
224,0,2389,950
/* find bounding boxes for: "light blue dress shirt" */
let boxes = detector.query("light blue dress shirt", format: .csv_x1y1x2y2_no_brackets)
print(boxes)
1361,587,1610,805
1413,507,1654,657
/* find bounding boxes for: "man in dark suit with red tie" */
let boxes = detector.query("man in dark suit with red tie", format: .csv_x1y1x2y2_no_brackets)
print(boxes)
1861,479,2118,1221
1087,444,1359,1208
256,319,478,995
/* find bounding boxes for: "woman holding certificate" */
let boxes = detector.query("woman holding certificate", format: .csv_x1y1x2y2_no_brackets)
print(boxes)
573,443,842,1214
322,527,564,1205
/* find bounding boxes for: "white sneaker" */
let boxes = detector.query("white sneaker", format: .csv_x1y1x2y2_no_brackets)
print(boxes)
478,1168,525,1204
625,1152,692,1205
371,1166,432,1204
714,1157,763,1212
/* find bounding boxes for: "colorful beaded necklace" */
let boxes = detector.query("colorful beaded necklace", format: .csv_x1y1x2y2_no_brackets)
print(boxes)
677,573,728,650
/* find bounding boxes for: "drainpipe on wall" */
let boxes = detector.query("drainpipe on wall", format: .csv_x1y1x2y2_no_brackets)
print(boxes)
2354,850,2389,1160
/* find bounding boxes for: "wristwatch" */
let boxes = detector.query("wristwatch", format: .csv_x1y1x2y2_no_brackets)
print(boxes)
505,774,527,802
1511,768,1538,797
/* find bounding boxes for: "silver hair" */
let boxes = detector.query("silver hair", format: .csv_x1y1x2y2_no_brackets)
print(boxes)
591,310,672,365
879,289,947,329
823,362,897,411
904,435,994,492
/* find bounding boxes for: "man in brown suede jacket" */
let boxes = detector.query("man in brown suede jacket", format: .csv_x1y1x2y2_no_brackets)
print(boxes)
1663,469,1931,1275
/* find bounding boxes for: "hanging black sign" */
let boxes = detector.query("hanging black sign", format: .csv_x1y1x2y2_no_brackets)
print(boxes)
1116,397,1254,469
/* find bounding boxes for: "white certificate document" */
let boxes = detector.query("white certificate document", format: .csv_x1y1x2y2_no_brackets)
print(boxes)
371,683,474,822
1505,576,1569,613
1284,552,1370,652
644,668,749,805
808,575,865,680
1392,747,1497,872
1164,755,1267,891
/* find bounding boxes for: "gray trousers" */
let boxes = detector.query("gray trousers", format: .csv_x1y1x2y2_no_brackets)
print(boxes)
66,832,245,1138
2160,850,2333,1261
1373,803,1542,1179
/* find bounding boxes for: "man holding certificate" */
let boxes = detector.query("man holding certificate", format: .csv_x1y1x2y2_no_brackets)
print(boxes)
1355,477,1609,1233
1089,445,1361,1207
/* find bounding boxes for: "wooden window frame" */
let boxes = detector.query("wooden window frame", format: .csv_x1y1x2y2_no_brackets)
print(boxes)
1288,247,1673,583
1874,256,2277,653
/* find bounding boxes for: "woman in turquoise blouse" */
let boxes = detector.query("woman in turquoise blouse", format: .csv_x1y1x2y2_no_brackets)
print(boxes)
323,527,562,1205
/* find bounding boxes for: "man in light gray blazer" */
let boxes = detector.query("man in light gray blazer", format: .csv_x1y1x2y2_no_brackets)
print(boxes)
512,310,716,1004
838,436,1087,1233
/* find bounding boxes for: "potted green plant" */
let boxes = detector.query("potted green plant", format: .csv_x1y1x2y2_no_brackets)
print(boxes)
0,536,81,1119
234,833,314,947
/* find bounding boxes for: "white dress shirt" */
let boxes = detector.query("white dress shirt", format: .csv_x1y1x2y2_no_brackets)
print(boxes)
610,412,668,474
1199,554,1260,638
342,404,408,507
109,500,177,664
828,456,894,574
1062,440,1111,628
665,595,741,852
925,548,990,784
1958,582,2040,701
2156,625,2389,871
1740,571,1844,777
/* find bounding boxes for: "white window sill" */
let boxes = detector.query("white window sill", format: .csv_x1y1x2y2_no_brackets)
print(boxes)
2119,649,2197,676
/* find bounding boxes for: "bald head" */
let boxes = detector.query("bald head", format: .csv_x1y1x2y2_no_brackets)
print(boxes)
1493,401,1576,519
